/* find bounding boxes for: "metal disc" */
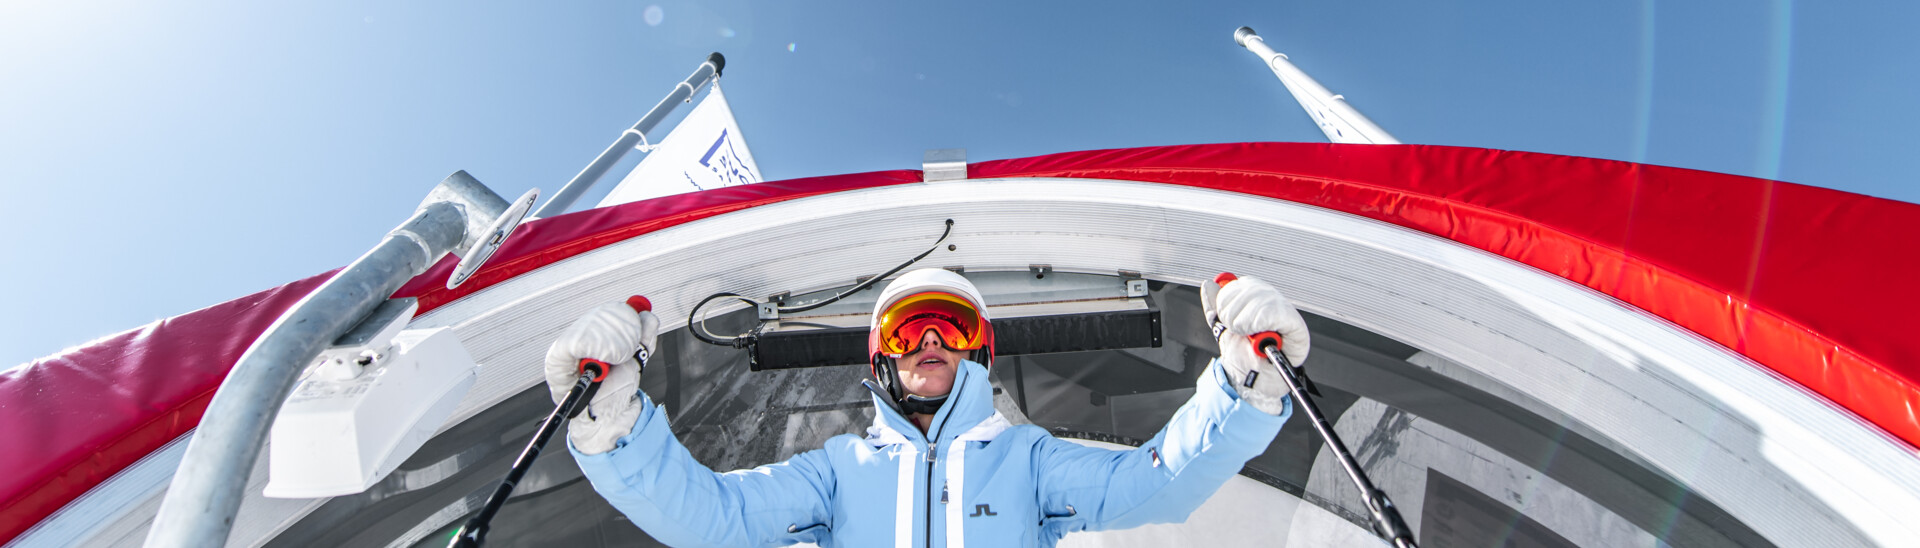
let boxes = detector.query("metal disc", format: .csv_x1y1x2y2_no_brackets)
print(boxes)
448,187,539,290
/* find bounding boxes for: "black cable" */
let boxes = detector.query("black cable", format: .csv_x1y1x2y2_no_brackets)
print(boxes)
775,219,953,314
685,218,956,348
687,292,759,348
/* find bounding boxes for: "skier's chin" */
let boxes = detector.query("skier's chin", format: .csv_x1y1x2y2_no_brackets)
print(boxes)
901,372,954,399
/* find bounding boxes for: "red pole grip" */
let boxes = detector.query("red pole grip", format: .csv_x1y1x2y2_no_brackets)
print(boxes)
1248,331,1283,354
572,296,652,382
577,358,611,382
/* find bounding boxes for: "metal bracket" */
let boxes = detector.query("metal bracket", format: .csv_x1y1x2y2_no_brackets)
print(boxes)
923,149,967,182
418,171,513,254
758,292,790,321
309,298,419,381
1117,270,1148,297
1029,264,1053,280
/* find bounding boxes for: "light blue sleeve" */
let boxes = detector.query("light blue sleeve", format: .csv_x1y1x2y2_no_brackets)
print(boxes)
1032,359,1290,533
570,392,836,548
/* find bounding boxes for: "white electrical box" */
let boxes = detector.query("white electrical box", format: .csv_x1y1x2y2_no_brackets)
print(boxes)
264,305,479,499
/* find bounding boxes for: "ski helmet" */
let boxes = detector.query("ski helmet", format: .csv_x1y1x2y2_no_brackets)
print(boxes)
868,268,995,401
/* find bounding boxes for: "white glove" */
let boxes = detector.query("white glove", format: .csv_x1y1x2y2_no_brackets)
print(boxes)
543,297,658,455
1202,273,1309,415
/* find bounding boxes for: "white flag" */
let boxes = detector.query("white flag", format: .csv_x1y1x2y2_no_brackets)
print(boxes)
598,83,764,207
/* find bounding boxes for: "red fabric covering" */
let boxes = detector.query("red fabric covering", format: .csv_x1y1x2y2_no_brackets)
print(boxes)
390,171,922,311
5,143,1918,543
0,271,334,542
0,170,919,543
967,143,1920,450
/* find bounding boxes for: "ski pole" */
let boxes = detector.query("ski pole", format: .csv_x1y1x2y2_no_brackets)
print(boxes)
1249,330,1418,548
447,357,607,547
450,297,652,547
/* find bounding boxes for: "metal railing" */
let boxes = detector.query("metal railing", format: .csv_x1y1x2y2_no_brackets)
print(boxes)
145,50,729,547
145,171,518,547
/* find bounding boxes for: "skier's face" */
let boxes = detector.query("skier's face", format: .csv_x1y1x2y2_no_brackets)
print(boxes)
897,329,965,400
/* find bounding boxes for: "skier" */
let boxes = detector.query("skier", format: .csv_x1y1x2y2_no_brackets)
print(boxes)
544,268,1310,547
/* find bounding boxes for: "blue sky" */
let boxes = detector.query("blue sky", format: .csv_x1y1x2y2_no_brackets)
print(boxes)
4,0,1916,368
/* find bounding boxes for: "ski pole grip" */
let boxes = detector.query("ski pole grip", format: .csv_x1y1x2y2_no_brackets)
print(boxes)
573,293,653,383
625,295,652,313
1249,331,1284,357
577,358,610,382
621,295,655,372
1212,273,1287,360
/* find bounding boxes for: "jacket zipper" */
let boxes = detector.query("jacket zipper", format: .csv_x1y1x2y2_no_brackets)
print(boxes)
923,423,944,548
921,378,962,548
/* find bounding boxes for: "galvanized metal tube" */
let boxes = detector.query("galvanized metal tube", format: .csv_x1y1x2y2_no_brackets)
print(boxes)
144,203,468,548
532,52,725,219
1233,26,1399,144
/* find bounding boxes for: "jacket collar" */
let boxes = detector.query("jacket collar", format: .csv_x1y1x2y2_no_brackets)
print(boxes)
865,359,1004,447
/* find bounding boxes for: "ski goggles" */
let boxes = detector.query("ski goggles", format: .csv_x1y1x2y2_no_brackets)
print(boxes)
874,291,989,357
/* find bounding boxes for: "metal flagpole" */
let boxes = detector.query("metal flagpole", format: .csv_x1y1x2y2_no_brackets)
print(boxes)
532,52,726,219
1233,26,1399,145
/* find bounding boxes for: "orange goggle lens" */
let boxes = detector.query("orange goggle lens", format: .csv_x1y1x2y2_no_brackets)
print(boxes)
876,291,986,356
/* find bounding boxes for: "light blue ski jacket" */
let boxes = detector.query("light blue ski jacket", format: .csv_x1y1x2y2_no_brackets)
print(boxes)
571,359,1290,548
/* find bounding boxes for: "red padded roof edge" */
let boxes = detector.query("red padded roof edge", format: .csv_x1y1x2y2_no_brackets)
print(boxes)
0,271,335,543
6,142,1918,542
968,143,1920,452
0,171,920,543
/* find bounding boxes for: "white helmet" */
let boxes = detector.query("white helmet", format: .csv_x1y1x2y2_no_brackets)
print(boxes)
867,269,995,399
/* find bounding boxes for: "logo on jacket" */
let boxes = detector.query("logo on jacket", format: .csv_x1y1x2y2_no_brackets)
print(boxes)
968,504,998,518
